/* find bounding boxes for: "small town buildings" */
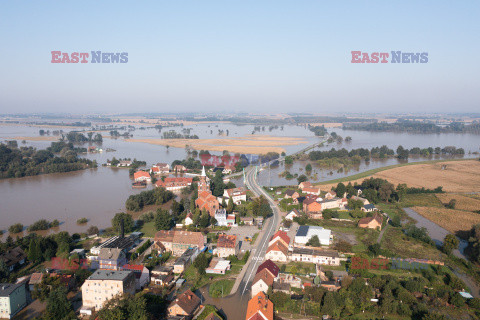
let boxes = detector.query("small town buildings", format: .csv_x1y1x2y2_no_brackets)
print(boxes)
122,264,150,290
215,234,238,258
80,270,135,313
0,282,28,319
272,282,292,294
256,260,279,279
214,209,236,227
251,269,275,297
351,195,370,205
298,181,312,190
196,190,220,217
290,248,340,266
154,230,206,256
320,280,341,291
361,204,377,213
303,186,321,196
173,165,187,173
168,289,201,317
152,273,175,287
303,198,322,214
223,187,247,205
206,257,231,274
173,248,199,274
151,163,170,174
98,248,127,270
246,292,274,320
90,233,142,255
324,191,337,200
285,209,299,221
118,160,132,167
295,226,332,246
240,216,254,225
155,177,193,191
358,213,383,230
184,212,194,226
28,273,44,291
265,241,289,262
0,247,26,272
320,198,347,211
269,230,290,247
284,189,300,200
133,171,151,183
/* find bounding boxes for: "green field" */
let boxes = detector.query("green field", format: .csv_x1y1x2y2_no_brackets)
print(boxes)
209,279,235,297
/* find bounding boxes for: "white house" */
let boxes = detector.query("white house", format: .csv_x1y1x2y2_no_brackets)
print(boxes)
223,187,247,205
289,248,340,266
285,209,299,221
184,212,194,226
294,226,332,246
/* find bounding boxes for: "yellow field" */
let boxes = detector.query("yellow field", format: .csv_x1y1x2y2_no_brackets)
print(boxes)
436,193,480,212
321,160,480,193
125,135,307,154
412,206,480,234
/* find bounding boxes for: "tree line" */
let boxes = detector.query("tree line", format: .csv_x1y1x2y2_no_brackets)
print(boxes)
344,120,480,134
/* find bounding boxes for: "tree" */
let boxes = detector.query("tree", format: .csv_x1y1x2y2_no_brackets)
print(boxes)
0,259,9,280
111,212,134,234
87,225,99,235
396,184,408,202
297,174,308,184
321,292,338,317
379,182,395,202
199,211,210,228
446,199,456,209
442,234,459,254
305,163,312,173
335,183,346,198
96,294,148,320
194,253,210,275
306,235,320,247
347,199,363,210
154,209,172,230
226,198,234,214
43,287,76,320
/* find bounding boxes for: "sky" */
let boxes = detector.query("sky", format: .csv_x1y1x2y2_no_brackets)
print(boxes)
0,1,479,115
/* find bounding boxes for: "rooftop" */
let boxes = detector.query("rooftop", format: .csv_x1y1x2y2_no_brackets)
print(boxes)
217,234,237,248
87,270,133,281
291,247,339,258
0,283,25,297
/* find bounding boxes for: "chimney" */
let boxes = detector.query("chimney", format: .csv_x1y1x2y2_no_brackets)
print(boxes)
188,294,192,300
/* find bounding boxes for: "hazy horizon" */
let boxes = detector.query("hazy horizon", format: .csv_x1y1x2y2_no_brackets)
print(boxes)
1,1,479,114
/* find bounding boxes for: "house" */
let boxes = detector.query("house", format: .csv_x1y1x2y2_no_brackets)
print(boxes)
265,241,289,262
324,190,337,200
361,204,377,213
196,190,220,217
98,248,127,270
246,292,274,320
222,166,234,174
173,165,187,173
303,187,321,196
295,226,332,246
285,209,299,221
290,248,340,265
28,273,44,291
118,160,132,167
0,247,26,272
214,209,236,227
303,199,322,215
320,280,341,291
240,217,254,225
358,213,383,230
152,273,175,287
284,189,300,200
223,187,247,205
206,257,231,274
272,282,292,294
80,270,135,313
173,248,199,273
215,234,238,258
256,260,280,279
154,230,206,256
251,269,275,297
168,289,201,317
122,264,150,290
156,177,193,191
133,171,151,183
298,181,312,190
351,195,370,205
184,212,194,226
151,163,170,174
319,198,346,211
0,282,28,319
269,230,290,247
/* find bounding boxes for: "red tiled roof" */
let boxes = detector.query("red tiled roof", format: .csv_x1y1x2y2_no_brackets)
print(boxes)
270,230,290,245
256,260,279,278
246,292,273,320
122,264,145,272
134,171,150,179
266,241,288,257
171,289,200,315
252,269,274,287
217,234,237,249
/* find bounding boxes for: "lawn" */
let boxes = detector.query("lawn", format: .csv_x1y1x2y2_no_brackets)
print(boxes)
283,262,317,275
138,221,157,237
251,232,259,245
209,279,234,297
197,305,222,320
380,227,444,260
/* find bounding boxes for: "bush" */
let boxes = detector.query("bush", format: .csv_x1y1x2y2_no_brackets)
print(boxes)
8,223,23,234
77,218,88,224
28,219,52,232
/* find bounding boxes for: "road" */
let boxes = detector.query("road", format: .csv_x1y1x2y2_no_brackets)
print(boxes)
198,166,282,320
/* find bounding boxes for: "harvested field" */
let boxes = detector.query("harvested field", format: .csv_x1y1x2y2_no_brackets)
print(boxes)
412,206,480,235
4,136,59,141
125,135,307,154
320,160,480,193
436,194,480,212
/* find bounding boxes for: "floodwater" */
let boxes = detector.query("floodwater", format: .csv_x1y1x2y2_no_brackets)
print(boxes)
1,123,479,238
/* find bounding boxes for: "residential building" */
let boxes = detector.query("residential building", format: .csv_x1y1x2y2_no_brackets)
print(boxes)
361,204,377,212
152,274,174,287
0,247,26,272
206,257,231,274
298,181,312,190
351,195,370,205
303,186,321,196
215,234,238,258
285,209,299,221
133,171,151,183
295,226,332,246
303,198,322,215
284,189,299,200
173,248,199,273
80,270,135,312
168,289,201,317
324,191,337,200
0,282,28,319
154,230,206,256
98,248,127,270
319,198,347,211
184,212,194,226
358,213,383,230
272,282,292,294
196,190,220,217
268,230,290,247
265,241,288,262
251,269,274,297
223,187,247,205
151,163,170,174
290,248,340,266
240,217,254,225
155,177,193,191
256,260,279,279
118,160,132,167
28,273,44,291
245,292,274,320
121,264,150,290
173,165,187,173
320,280,341,291
214,209,236,227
